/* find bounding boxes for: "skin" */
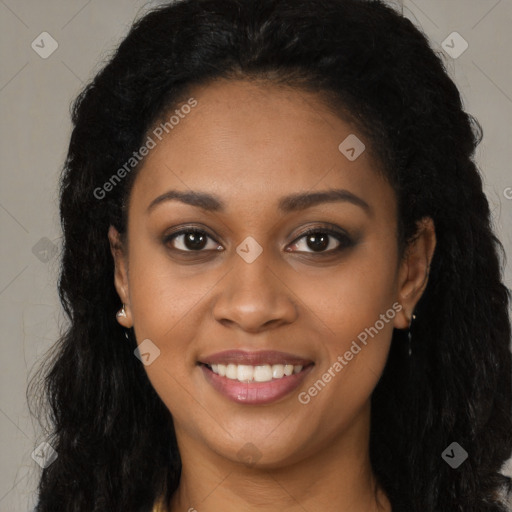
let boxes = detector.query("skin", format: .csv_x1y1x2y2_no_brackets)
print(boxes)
109,79,436,512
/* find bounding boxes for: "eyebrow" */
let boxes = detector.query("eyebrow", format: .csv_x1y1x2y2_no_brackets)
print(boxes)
147,188,372,215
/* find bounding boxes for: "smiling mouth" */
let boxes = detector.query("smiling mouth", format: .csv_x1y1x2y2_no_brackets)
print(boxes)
198,360,315,405
199,362,313,383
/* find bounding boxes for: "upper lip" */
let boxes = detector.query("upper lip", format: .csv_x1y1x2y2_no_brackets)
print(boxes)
199,350,314,366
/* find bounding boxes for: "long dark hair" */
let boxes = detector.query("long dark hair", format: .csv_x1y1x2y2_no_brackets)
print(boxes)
29,0,512,510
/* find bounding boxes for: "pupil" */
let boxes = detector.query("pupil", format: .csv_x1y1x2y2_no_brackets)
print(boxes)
185,232,207,250
307,233,328,252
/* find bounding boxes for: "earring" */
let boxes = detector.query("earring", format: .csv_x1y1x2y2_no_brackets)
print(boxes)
408,313,416,356
116,304,127,318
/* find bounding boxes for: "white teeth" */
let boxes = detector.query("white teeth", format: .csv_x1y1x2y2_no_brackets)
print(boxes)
208,363,305,381
237,365,254,382
253,365,273,382
272,364,284,379
226,364,237,379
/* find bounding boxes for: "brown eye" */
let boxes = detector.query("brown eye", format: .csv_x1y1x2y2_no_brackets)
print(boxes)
288,228,354,254
164,229,221,252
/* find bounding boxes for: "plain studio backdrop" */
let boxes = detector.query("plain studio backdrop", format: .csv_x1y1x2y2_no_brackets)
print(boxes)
0,0,511,510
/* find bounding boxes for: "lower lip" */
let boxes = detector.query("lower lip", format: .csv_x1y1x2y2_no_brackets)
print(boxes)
200,364,314,405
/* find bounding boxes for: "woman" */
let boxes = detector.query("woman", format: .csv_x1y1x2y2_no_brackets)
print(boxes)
30,0,512,510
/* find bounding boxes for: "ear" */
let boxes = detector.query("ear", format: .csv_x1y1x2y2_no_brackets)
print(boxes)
108,225,133,328
393,217,436,330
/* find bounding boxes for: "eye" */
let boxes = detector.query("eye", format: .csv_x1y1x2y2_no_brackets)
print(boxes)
163,225,354,255
287,227,353,254
164,228,222,252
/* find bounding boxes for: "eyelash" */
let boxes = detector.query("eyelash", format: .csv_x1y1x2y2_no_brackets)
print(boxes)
163,225,354,256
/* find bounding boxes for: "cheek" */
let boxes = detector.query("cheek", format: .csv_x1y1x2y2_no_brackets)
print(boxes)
125,252,204,416
124,240,204,386
294,235,398,403
126,229,201,333
297,235,399,340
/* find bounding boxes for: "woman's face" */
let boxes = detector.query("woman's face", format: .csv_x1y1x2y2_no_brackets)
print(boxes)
110,79,432,468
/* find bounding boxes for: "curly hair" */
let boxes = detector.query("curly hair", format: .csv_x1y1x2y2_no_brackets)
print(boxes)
29,0,512,511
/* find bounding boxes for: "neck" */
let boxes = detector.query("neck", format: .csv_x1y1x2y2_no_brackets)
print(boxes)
168,401,391,512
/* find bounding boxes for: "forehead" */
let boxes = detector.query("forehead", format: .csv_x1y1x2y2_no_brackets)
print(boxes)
129,79,394,218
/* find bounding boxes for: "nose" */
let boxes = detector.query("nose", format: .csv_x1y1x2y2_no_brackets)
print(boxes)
212,251,298,333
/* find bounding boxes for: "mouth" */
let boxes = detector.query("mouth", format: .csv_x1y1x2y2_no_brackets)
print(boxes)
199,362,309,382
197,350,314,405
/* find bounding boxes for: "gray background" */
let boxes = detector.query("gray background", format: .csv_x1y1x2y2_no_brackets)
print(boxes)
1,0,511,510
